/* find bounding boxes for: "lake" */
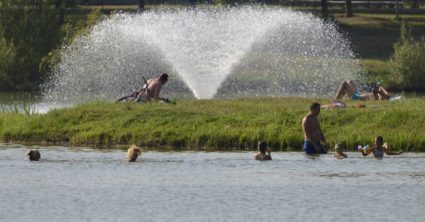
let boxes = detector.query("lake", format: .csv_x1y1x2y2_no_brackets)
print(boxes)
1,144,424,222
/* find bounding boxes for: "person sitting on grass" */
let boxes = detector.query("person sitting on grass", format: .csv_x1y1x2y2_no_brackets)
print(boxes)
334,143,347,159
117,73,170,103
360,136,404,158
254,141,272,161
136,73,169,102
333,80,391,102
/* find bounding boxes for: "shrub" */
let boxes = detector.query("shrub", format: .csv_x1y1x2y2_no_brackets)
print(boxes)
390,23,425,91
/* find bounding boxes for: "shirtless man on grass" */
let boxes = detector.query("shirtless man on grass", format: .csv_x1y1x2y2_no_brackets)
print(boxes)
137,73,169,102
117,73,169,103
302,103,328,154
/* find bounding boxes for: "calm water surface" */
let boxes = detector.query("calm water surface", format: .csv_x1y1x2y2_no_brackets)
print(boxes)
1,144,424,222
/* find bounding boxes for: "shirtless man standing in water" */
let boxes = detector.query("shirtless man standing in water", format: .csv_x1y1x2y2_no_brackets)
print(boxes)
302,103,328,154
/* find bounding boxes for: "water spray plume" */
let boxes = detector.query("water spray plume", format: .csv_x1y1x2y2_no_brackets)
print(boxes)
43,6,361,103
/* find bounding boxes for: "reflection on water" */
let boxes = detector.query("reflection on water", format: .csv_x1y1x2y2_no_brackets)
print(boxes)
0,144,424,222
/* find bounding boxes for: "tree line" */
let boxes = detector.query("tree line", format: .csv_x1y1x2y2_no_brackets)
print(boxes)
0,0,100,91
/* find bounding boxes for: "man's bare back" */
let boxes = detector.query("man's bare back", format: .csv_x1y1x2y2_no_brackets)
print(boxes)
137,73,168,101
302,113,322,144
144,78,163,101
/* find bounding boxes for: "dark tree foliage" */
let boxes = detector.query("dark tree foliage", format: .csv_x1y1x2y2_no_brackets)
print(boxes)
0,0,63,91
0,0,95,91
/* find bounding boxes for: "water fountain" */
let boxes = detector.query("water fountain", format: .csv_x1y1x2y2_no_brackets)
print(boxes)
43,6,361,103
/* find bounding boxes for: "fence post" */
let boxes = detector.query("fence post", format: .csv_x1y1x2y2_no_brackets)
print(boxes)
139,0,145,11
321,0,328,18
395,0,400,20
345,0,353,17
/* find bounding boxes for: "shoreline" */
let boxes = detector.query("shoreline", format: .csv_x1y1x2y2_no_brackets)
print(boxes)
0,98,424,152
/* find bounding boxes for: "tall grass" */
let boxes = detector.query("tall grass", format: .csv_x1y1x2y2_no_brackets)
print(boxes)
0,98,424,151
0,101,35,115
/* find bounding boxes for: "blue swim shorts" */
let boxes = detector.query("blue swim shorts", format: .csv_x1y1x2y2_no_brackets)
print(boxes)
304,141,327,154
352,91,361,100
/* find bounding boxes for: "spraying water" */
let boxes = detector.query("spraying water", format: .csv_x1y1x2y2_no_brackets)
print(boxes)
43,6,361,103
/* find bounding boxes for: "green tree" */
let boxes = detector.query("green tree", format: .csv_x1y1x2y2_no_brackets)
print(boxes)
0,0,63,90
0,0,100,91
0,31,16,90
390,23,425,91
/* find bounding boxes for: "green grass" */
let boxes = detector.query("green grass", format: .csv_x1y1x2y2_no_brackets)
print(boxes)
0,98,424,151
334,13,425,60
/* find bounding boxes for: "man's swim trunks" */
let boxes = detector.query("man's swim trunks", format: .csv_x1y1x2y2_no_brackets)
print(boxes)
352,91,361,100
304,141,327,154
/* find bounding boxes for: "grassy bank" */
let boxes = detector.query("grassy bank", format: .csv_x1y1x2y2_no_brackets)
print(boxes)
0,98,424,151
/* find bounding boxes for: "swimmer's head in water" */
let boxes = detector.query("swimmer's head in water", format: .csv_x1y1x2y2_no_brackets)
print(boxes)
159,73,168,84
27,149,41,161
375,136,384,146
310,102,321,115
334,143,344,153
258,141,267,153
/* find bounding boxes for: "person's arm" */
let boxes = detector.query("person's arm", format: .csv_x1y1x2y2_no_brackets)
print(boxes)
316,119,326,144
383,143,403,155
319,128,326,144
361,147,374,157
379,86,391,100
384,147,404,155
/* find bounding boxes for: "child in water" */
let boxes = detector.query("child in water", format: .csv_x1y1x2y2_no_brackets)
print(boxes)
254,141,272,161
333,143,347,159
359,136,404,158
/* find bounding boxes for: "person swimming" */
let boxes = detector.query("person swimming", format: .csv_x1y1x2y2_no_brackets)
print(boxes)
334,143,347,159
254,141,272,161
360,136,404,158
27,149,41,161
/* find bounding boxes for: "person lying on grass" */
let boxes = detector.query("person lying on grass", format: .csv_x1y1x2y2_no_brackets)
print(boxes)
333,80,391,102
360,136,404,158
334,143,347,159
254,141,272,161
320,102,366,110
